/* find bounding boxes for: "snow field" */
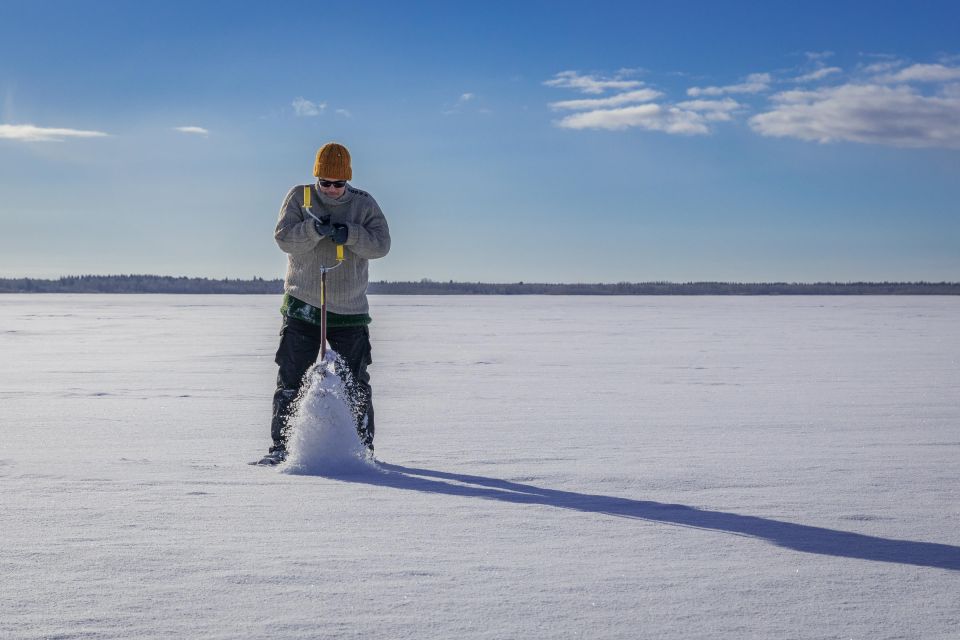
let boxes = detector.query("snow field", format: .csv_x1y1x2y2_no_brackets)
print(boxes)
1,294,958,639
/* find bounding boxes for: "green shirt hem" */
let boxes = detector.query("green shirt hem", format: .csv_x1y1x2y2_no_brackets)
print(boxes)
281,293,372,327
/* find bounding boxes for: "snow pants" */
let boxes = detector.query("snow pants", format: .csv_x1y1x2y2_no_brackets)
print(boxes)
271,316,374,449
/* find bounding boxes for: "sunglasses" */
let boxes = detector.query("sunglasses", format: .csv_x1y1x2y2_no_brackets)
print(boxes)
318,179,347,188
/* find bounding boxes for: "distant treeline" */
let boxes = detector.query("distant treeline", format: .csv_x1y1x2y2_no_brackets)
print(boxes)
0,275,281,294
372,280,960,295
2,275,959,295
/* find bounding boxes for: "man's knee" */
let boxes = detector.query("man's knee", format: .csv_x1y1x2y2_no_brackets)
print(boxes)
328,327,371,376
275,318,322,387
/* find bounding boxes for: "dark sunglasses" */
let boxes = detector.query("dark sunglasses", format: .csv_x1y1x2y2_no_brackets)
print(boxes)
318,179,347,188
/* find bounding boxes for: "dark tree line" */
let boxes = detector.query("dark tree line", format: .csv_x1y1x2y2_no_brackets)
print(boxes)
1,275,958,295
369,280,960,295
0,275,282,294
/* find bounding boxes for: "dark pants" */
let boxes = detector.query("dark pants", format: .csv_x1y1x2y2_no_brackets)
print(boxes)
271,316,374,448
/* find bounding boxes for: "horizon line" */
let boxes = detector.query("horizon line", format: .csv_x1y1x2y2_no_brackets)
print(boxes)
2,274,959,286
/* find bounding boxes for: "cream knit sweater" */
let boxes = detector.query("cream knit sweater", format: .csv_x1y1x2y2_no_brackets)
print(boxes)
274,183,391,315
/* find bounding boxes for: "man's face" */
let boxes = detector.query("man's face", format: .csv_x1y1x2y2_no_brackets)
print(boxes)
318,177,347,199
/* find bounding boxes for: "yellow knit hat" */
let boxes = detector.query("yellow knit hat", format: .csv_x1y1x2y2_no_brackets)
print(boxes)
313,142,352,180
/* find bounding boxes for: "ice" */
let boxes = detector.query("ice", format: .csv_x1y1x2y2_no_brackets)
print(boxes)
1,294,958,639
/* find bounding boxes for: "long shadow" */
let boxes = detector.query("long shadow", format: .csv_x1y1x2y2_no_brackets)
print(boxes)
340,462,960,571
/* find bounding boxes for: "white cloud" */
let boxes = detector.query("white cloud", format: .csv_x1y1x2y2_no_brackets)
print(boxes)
443,92,488,116
174,126,209,135
556,103,709,134
687,72,771,97
0,123,109,142
876,63,960,84
942,84,960,99
443,93,471,115
545,58,960,148
292,97,325,116
861,59,904,75
749,83,960,148
543,70,644,94
545,69,734,135
335,109,353,118
794,67,842,82
805,51,834,62
675,98,742,121
549,88,663,111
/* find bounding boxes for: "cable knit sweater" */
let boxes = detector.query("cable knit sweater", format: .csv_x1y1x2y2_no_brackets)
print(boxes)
274,183,391,315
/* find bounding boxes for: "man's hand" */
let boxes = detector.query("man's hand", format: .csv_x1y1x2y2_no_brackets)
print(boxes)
331,224,349,245
313,215,334,237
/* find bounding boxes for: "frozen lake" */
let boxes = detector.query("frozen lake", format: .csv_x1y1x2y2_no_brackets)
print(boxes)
1,294,958,639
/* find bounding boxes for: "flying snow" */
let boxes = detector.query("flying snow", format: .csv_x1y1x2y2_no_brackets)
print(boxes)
280,351,379,476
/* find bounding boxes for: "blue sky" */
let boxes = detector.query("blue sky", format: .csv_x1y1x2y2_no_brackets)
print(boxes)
1,0,958,282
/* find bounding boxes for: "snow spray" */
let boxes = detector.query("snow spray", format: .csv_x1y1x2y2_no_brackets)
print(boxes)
281,350,379,476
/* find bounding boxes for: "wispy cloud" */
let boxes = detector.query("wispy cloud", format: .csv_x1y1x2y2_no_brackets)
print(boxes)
543,70,644,94
805,51,835,62
546,70,731,135
794,67,842,82
549,88,663,111
860,58,904,75
443,92,485,115
292,97,325,116
548,58,960,148
0,123,110,142
687,73,771,97
790,51,843,83
556,104,709,134
335,109,353,118
875,63,960,84
749,58,960,148
749,83,960,148
674,98,742,122
174,126,209,136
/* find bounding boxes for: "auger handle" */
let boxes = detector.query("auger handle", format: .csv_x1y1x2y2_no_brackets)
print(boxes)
304,183,345,266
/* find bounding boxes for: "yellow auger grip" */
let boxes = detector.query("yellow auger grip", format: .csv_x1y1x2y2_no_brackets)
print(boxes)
303,185,311,208
336,245,344,261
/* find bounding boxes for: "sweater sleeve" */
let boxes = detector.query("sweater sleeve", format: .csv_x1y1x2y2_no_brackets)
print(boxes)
274,186,322,254
343,195,391,260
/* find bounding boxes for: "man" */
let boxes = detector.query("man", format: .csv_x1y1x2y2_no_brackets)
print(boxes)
260,142,391,465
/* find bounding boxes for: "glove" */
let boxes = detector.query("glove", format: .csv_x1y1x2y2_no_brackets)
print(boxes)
313,215,334,237
330,223,348,245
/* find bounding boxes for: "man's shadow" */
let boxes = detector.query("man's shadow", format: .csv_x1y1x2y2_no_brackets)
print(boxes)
339,462,960,571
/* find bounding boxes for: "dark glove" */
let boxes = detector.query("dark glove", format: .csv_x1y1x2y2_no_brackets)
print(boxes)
330,223,348,245
313,215,334,237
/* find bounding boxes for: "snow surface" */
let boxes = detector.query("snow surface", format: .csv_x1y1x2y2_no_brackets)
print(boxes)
1,294,958,639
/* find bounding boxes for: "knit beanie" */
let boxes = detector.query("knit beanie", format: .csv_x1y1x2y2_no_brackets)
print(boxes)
313,142,352,180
